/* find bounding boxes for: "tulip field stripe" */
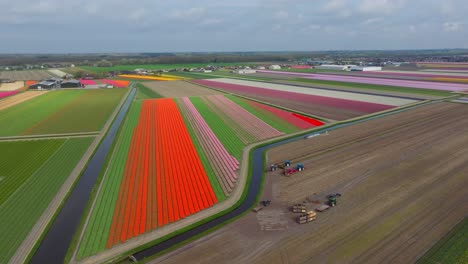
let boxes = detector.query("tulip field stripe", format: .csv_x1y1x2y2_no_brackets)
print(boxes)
190,97,245,159
206,95,284,141
193,79,394,114
244,99,318,130
178,98,227,200
0,137,93,263
177,98,230,198
225,95,299,133
103,98,217,250
200,97,251,144
201,96,256,144
207,77,415,106
77,101,141,258
0,90,19,99
291,113,325,126
257,70,468,92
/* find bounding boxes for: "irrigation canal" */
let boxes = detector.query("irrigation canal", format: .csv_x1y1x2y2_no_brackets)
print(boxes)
30,87,136,264
30,96,433,263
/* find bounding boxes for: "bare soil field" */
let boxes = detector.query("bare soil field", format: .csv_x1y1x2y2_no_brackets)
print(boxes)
150,102,468,264
0,70,57,81
143,80,224,98
0,81,25,91
0,91,48,111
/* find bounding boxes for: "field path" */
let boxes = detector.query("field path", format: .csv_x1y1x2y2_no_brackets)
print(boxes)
9,88,131,264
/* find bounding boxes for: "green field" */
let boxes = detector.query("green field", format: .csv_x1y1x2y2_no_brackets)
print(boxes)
0,89,127,136
135,83,163,100
190,97,245,159
0,137,94,263
76,101,142,259
80,63,255,73
417,218,468,264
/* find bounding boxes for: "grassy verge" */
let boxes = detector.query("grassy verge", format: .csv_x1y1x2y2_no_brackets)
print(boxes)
416,218,468,264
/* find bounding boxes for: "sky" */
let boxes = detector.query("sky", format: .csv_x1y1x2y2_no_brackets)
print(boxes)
0,0,467,53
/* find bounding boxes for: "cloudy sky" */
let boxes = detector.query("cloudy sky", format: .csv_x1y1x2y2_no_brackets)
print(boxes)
0,0,467,53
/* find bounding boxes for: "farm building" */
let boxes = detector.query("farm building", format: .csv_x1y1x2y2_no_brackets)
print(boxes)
315,64,356,71
269,65,281,70
29,81,56,90
44,78,63,84
61,80,82,88
233,69,257,74
350,66,383,71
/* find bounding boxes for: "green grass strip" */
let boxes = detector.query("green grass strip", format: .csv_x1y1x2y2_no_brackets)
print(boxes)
225,95,298,134
417,218,468,264
0,137,93,263
190,97,244,159
77,101,142,259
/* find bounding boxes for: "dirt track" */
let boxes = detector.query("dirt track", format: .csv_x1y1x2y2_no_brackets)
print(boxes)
150,102,468,264
143,80,223,98
0,91,47,111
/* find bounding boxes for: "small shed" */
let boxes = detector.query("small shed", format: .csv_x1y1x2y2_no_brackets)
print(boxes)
61,79,81,88
29,81,56,90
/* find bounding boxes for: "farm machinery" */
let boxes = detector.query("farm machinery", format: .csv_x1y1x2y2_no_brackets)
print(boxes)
285,163,304,176
269,160,305,177
327,193,342,207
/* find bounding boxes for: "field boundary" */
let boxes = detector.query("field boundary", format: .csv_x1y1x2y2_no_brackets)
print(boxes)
9,88,132,264
0,133,99,141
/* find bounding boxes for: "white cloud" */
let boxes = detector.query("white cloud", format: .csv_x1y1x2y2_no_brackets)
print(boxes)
324,0,348,12
170,7,205,19
200,18,222,26
274,11,289,19
359,0,407,15
362,17,383,25
443,22,462,32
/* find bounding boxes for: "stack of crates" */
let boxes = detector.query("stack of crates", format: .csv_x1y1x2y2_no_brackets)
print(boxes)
297,211,317,224
292,204,306,213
